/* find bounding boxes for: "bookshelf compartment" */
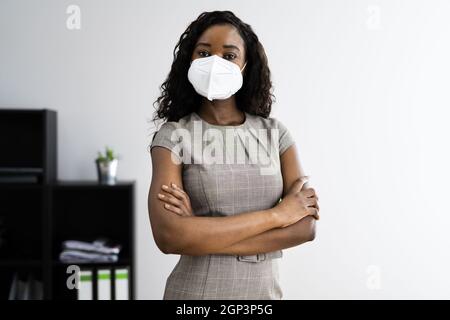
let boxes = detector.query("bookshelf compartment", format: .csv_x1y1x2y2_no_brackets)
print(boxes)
0,188,44,260
51,185,133,262
0,111,44,169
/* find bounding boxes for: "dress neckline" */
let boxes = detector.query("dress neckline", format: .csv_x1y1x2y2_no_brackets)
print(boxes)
192,111,248,129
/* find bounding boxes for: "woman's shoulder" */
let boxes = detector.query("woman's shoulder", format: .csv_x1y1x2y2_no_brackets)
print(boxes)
247,113,289,131
154,113,196,133
149,112,199,150
248,113,295,155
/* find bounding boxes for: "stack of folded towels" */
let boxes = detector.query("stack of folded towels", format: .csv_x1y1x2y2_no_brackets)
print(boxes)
59,238,121,263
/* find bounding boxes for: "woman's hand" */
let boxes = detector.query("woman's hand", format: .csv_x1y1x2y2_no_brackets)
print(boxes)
157,183,193,217
273,177,320,228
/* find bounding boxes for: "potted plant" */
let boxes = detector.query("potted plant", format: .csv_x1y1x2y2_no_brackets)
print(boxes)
95,146,119,185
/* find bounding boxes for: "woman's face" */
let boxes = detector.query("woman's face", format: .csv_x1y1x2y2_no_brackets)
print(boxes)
191,24,246,70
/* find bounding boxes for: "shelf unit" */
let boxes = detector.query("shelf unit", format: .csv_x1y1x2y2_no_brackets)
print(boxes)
48,180,135,300
0,109,135,300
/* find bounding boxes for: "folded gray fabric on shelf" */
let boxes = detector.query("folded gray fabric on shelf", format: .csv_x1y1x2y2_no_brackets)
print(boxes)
62,239,121,255
59,249,118,263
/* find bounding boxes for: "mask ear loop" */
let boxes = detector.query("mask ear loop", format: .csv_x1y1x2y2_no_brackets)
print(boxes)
240,61,248,72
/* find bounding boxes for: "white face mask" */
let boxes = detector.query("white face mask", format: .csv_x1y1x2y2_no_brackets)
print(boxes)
187,54,247,101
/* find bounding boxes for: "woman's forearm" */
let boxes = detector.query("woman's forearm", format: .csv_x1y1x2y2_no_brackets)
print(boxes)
213,216,316,255
157,207,283,256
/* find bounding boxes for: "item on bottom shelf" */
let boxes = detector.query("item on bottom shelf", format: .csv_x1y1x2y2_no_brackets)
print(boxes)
28,274,44,300
97,269,111,300
8,273,18,300
114,267,129,300
8,272,43,300
75,267,130,300
77,269,93,300
59,238,121,263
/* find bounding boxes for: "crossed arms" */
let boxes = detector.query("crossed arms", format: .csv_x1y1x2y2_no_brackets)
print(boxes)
148,144,318,256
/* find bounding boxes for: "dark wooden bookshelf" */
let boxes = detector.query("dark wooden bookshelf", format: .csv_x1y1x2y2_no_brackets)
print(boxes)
0,109,135,300
48,180,135,300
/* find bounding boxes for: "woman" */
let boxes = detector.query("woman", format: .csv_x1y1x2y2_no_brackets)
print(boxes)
148,10,320,300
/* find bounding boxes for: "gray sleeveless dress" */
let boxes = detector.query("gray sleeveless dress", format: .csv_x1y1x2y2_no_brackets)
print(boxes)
150,111,295,300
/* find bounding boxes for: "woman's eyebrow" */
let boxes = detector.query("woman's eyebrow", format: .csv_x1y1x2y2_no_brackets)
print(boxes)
195,42,241,52
223,44,240,52
195,42,211,48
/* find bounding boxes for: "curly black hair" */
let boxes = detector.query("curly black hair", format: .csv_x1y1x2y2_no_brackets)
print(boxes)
152,10,275,123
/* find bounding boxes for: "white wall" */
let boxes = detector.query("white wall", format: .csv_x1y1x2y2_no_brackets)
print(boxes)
1,0,449,299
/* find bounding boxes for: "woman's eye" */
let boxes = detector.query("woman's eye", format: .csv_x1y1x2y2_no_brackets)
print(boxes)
224,54,236,60
198,51,210,57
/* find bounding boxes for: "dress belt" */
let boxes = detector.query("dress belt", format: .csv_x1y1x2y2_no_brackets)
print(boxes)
236,250,283,263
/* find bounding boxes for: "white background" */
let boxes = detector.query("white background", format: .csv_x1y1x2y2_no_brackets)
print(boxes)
1,0,449,299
